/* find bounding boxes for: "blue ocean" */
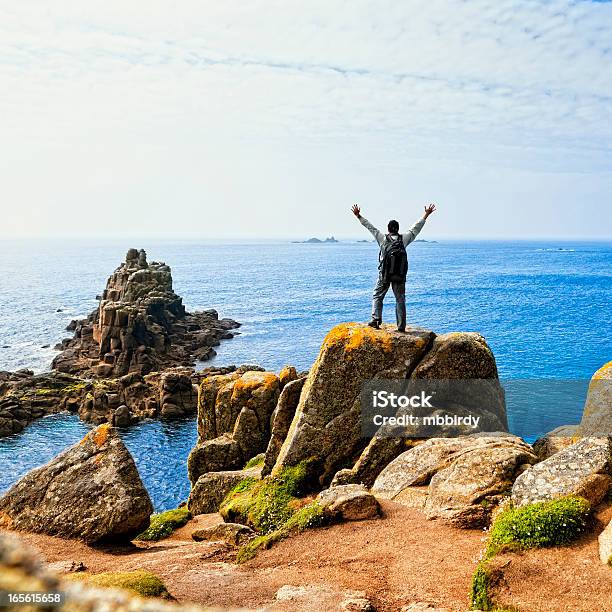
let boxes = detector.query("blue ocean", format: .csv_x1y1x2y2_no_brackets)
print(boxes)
0,239,610,510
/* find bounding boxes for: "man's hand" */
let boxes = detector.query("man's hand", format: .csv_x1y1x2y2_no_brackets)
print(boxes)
424,203,436,217
351,204,361,218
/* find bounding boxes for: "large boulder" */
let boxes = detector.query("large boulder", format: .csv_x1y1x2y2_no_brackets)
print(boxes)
511,436,612,507
272,323,507,487
373,434,537,527
0,424,153,542
578,361,612,436
424,436,537,527
272,323,435,485
188,370,280,483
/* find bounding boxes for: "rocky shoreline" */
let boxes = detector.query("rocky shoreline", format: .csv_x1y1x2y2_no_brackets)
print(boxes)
0,251,610,611
0,248,240,437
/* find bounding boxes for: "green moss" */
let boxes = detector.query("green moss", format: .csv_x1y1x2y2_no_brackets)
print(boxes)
236,502,326,563
220,461,311,534
60,382,89,394
244,454,265,469
470,562,493,611
34,388,55,396
487,496,590,557
68,570,170,598
135,507,191,541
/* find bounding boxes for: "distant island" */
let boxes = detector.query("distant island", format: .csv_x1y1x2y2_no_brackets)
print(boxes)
292,236,339,244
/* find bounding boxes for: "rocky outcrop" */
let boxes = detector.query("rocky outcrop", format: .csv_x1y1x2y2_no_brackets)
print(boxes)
0,364,248,437
372,434,537,527
262,377,306,476
272,323,507,486
316,484,380,521
0,424,153,542
578,361,612,436
188,369,281,483
511,436,612,507
0,370,89,437
188,466,262,515
52,248,239,378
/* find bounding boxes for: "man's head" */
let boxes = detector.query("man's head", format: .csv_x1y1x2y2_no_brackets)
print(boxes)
387,220,400,234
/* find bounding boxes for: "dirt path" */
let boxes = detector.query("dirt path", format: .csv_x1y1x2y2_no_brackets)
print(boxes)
4,501,485,612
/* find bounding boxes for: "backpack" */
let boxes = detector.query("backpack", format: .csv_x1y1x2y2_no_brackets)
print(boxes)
379,234,407,282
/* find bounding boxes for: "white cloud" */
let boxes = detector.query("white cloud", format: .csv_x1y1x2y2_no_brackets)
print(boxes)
0,0,611,238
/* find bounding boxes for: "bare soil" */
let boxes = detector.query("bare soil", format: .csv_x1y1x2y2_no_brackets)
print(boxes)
5,501,611,612
4,502,484,611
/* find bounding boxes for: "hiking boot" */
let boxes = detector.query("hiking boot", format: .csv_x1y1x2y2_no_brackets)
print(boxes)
397,326,406,333
367,319,381,329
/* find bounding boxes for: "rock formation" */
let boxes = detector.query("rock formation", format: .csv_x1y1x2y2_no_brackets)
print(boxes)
0,370,88,437
52,248,240,377
0,363,245,437
372,434,537,527
188,368,280,484
271,323,507,486
0,424,153,542
262,376,306,476
188,466,262,515
511,436,612,507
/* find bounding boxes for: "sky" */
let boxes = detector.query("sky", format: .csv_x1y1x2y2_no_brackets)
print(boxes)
1,1,611,240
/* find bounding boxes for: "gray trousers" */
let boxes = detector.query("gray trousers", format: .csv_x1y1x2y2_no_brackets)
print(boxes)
372,274,406,328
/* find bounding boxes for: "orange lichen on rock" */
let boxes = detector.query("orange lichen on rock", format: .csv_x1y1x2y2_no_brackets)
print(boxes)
323,323,394,355
0,511,13,528
92,423,111,448
234,372,278,394
593,361,612,380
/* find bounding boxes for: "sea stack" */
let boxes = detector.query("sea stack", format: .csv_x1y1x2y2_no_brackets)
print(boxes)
52,248,240,377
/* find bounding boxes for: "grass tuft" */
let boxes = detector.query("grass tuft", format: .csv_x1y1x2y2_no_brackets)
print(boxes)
487,495,590,557
68,570,170,598
470,562,493,611
236,502,326,563
135,507,191,541
470,495,591,610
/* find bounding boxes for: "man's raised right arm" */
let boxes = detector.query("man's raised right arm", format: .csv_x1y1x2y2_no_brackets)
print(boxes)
351,204,384,245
